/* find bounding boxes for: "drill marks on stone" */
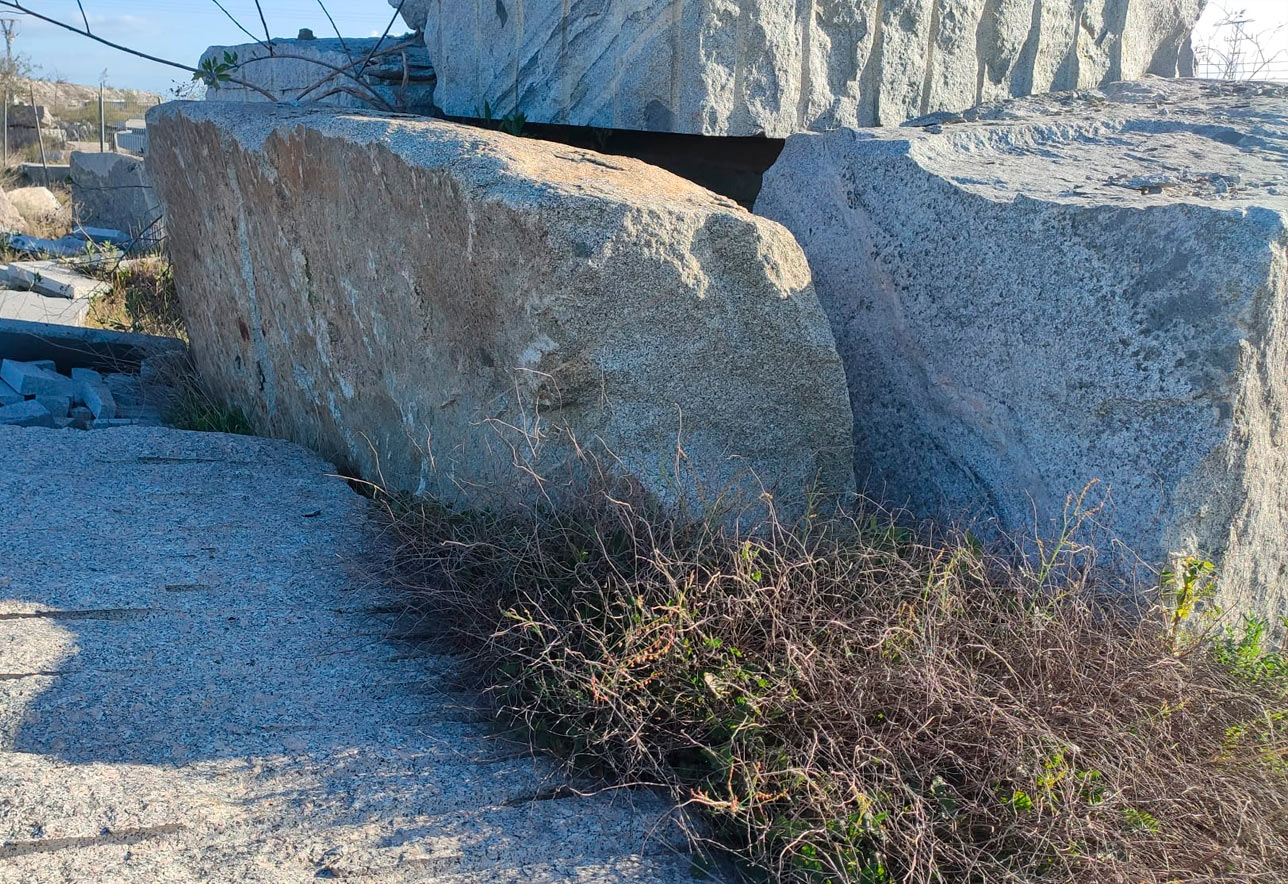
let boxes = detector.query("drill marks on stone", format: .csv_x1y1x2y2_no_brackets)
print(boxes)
794,0,816,131
919,0,943,117
857,0,887,124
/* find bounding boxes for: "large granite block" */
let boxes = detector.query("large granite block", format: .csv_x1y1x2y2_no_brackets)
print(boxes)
146,100,854,513
757,78,1288,619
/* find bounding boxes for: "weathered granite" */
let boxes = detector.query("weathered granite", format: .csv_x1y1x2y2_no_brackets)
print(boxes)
200,37,435,114
756,77,1288,620
70,151,164,245
0,425,704,882
146,100,853,513
422,0,1202,136
6,186,64,225
0,189,23,231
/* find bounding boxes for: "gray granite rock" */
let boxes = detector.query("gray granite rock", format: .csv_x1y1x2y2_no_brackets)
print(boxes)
0,398,52,426
0,425,704,883
146,100,854,515
200,36,435,114
756,77,1288,622
70,151,164,246
423,0,1202,135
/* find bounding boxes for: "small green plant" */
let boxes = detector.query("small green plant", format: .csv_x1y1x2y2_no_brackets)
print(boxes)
474,99,527,136
1161,555,1217,648
194,51,239,90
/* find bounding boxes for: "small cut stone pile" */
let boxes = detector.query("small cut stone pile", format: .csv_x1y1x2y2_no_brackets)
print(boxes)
0,358,165,428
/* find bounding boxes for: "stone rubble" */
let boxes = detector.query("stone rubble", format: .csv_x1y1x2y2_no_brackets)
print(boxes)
0,358,163,429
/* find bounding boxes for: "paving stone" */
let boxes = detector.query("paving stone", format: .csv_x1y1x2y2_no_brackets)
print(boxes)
0,377,21,406
70,367,103,383
0,358,74,397
89,417,140,428
36,394,70,417
75,375,116,418
0,398,53,427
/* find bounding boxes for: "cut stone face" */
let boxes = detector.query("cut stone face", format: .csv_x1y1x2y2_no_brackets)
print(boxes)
146,101,854,513
70,151,165,245
756,77,1288,620
200,37,435,115
422,0,1202,136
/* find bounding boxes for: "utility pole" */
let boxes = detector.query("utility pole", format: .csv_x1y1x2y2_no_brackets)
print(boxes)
1,19,17,169
99,83,105,152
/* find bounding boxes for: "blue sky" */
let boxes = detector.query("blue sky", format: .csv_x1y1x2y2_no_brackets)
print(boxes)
2,1,1285,95
5,1,396,94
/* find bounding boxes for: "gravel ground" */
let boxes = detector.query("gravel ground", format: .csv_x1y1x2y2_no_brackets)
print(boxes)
0,426,701,883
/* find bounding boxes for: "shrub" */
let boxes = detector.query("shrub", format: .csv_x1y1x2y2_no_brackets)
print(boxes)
377,466,1288,883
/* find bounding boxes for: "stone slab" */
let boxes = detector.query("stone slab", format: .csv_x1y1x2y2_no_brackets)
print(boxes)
76,375,116,419
0,260,110,300
0,317,184,374
0,288,91,326
0,424,702,882
755,77,1288,622
0,398,53,427
146,99,855,514
0,377,21,406
1,358,74,397
421,0,1203,136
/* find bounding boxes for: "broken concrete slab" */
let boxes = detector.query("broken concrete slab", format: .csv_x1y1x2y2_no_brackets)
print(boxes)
0,261,110,300
423,0,1202,135
147,100,855,514
1,359,74,397
0,289,91,326
0,398,53,427
755,77,1288,622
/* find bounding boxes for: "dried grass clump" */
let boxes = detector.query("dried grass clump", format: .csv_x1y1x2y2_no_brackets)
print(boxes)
378,467,1288,884
84,254,187,339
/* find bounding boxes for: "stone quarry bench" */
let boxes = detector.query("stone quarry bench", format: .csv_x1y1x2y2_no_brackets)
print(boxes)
399,0,1202,135
145,101,854,514
757,77,1288,622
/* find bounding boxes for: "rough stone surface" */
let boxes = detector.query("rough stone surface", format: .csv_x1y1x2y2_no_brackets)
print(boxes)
391,0,431,31
0,290,90,327
424,0,1202,136
1,360,74,398
0,426,705,883
0,398,52,426
0,190,24,232
756,77,1288,620
146,100,854,512
201,37,435,114
69,151,164,245
6,187,64,225
0,262,109,301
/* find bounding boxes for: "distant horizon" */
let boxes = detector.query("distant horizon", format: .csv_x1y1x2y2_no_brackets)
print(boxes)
2,1,1284,97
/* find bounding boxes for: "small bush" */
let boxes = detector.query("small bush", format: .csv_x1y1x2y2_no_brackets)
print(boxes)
377,465,1288,883
85,254,187,339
